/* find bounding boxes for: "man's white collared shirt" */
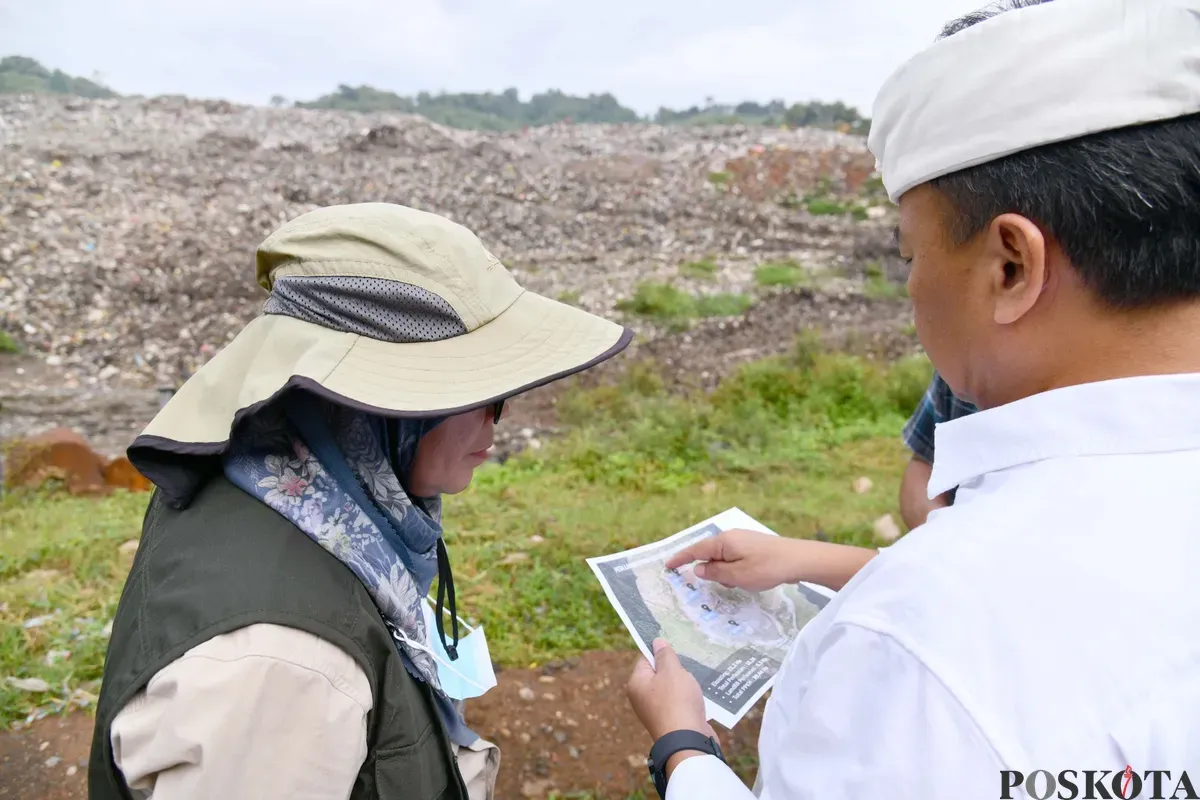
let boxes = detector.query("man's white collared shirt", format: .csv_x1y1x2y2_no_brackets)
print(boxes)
668,374,1200,799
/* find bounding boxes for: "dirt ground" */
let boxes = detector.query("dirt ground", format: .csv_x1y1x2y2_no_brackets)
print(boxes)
0,650,764,799
0,712,90,800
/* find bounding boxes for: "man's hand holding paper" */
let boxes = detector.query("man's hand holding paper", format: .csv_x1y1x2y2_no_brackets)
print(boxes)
668,530,877,593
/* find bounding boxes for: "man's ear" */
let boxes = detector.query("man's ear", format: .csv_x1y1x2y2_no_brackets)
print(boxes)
983,214,1047,326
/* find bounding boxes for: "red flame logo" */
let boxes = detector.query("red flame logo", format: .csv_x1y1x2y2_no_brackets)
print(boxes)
1121,765,1134,798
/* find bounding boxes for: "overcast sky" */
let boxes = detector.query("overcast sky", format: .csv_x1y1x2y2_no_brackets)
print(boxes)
1,0,985,115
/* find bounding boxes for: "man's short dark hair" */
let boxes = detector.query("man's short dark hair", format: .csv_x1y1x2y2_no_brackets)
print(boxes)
929,0,1200,310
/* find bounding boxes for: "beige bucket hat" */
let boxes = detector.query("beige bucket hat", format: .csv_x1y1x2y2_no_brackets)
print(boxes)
129,202,632,484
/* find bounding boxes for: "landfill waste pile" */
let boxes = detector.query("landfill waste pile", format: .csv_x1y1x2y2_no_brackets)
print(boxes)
0,94,909,459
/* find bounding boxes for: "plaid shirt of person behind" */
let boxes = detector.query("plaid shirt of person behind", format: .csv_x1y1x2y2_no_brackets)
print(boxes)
902,371,979,466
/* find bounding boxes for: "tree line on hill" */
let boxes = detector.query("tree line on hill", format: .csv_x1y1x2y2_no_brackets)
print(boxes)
1,55,869,134
292,85,868,134
0,56,116,99
288,85,642,130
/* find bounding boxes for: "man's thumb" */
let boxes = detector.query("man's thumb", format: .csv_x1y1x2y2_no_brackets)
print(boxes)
651,638,682,671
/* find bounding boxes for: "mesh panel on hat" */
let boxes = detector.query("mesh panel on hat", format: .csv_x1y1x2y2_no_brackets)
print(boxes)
263,275,468,343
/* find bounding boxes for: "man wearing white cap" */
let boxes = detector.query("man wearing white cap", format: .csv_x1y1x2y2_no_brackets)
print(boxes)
627,1,1200,797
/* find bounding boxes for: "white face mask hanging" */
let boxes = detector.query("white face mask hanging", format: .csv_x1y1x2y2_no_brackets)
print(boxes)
393,598,497,700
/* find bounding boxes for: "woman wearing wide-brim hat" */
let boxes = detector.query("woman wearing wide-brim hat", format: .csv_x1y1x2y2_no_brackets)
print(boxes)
89,203,632,800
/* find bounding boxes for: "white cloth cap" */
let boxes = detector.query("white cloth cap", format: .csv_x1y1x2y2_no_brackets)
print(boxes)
868,0,1200,203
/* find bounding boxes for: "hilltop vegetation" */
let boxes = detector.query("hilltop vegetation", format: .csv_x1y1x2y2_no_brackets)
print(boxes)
296,84,869,133
653,98,868,134
1,54,869,133
0,56,115,99
294,84,641,130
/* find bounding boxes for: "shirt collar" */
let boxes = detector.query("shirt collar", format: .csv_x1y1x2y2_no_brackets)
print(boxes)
928,372,1200,498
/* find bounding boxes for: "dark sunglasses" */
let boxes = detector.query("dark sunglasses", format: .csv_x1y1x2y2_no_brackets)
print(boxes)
491,399,505,424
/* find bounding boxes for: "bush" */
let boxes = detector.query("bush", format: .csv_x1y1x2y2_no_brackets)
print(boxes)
545,336,933,492
557,361,666,427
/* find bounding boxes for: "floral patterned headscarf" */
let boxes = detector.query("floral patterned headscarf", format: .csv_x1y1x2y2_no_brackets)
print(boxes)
221,389,478,745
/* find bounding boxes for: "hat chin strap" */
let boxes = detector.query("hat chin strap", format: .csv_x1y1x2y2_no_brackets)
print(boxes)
434,538,460,660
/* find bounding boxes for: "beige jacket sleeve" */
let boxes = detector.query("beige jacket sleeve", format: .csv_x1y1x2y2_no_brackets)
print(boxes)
111,623,500,800
111,622,372,800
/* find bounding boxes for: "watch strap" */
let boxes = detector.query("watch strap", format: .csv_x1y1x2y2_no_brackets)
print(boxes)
647,729,725,799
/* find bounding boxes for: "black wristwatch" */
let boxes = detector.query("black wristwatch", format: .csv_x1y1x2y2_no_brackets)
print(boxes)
646,729,726,799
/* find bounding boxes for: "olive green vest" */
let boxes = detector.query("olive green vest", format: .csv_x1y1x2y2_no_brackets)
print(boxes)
89,476,469,800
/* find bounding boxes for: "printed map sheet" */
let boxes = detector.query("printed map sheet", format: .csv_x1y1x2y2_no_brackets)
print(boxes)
587,508,835,728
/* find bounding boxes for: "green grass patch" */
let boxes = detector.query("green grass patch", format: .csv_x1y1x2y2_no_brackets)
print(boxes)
695,293,751,317
556,289,582,306
781,179,871,221
804,198,847,216
754,261,808,288
0,346,933,725
779,194,869,220
679,258,718,280
616,282,750,330
804,198,869,221
0,489,149,724
615,283,695,323
707,171,732,188
0,330,20,354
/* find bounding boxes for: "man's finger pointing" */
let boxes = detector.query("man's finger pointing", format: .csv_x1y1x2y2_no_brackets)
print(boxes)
665,539,717,570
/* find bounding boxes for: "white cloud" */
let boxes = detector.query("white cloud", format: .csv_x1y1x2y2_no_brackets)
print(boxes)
0,0,988,114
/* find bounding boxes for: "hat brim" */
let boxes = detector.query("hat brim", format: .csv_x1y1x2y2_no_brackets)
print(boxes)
323,289,631,416
131,289,631,463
